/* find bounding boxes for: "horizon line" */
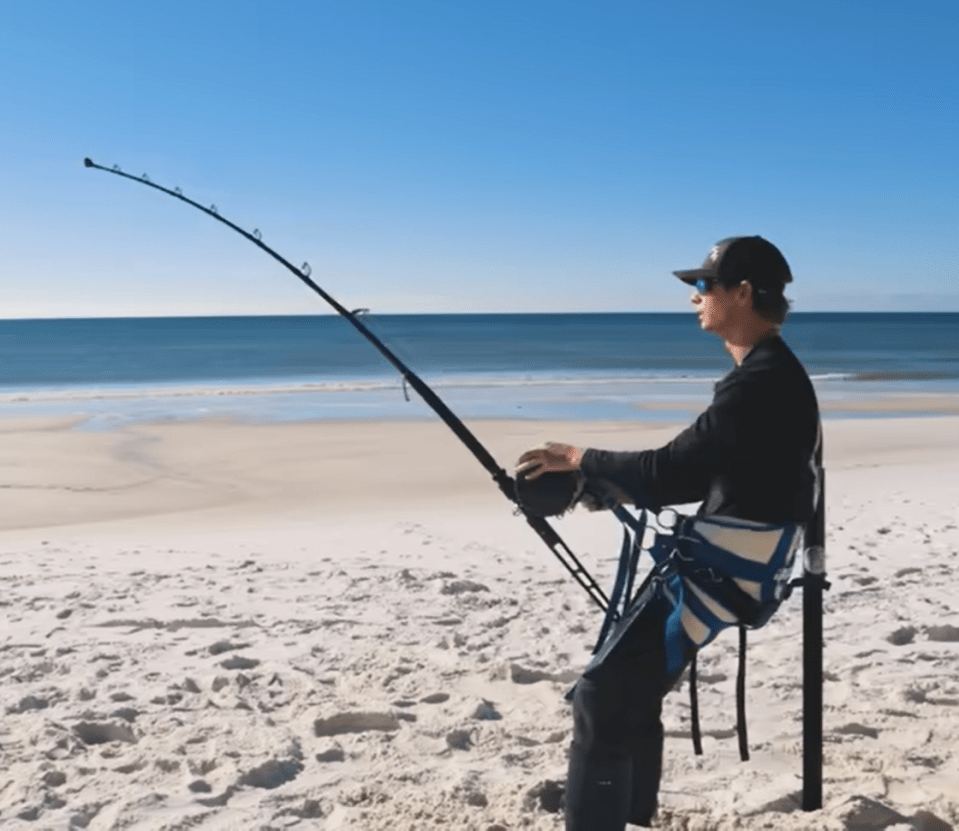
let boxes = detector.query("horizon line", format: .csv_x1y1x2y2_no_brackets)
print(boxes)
4,309,959,323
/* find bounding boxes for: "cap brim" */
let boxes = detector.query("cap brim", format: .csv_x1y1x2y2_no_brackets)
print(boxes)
672,268,713,286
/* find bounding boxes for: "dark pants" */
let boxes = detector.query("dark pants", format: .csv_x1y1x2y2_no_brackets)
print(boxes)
565,589,691,830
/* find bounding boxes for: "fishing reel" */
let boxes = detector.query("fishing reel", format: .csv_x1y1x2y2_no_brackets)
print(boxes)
512,469,584,518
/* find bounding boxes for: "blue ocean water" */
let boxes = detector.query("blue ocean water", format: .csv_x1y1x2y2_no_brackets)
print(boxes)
2,313,958,427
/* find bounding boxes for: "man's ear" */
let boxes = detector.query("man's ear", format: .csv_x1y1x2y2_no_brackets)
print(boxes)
736,280,753,305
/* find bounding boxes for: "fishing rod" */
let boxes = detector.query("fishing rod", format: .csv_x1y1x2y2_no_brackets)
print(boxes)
83,157,609,612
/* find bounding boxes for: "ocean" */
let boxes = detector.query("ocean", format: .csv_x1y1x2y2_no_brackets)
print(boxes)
2,313,958,428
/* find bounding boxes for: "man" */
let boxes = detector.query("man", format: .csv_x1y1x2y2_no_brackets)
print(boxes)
516,236,820,829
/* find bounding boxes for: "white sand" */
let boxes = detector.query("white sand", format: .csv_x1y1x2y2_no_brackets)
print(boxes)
1,416,958,830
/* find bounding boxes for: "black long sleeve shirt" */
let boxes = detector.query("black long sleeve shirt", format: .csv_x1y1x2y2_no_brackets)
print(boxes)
580,335,820,524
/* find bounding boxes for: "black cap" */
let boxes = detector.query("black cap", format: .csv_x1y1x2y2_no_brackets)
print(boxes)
673,236,792,288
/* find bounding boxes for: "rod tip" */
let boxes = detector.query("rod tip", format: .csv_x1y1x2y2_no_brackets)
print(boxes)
83,157,94,167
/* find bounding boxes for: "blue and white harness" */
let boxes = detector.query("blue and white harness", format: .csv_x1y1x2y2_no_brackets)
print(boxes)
587,506,804,760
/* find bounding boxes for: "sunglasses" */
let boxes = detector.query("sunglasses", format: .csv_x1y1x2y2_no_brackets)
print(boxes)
694,277,722,294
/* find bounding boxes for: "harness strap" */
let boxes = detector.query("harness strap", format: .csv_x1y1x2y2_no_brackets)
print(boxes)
591,512,646,653
674,560,767,626
686,626,750,762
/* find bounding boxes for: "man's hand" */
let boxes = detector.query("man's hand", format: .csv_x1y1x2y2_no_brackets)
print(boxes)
515,442,584,481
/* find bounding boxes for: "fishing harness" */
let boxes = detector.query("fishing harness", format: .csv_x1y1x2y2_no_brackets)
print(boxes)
586,425,828,762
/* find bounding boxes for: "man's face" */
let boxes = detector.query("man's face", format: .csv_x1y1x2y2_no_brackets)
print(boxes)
691,280,743,338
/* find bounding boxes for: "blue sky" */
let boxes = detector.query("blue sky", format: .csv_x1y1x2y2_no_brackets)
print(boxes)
2,0,957,317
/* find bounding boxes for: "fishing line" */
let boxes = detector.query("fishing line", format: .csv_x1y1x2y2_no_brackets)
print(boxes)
84,157,609,611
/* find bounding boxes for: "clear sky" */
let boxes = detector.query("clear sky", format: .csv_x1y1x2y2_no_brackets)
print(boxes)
2,0,957,317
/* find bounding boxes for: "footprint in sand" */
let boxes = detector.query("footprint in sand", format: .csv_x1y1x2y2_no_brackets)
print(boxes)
420,692,450,704
887,625,918,645
472,700,502,721
7,694,51,714
904,682,959,706
220,655,260,670
315,746,346,762
926,624,959,642
446,728,473,750
524,780,565,814
109,706,139,723
208,639,251,655
313,711,403,736
238,757,304,789
507,663,579,685
832,722,880,740
73,721,137,745
441,579,489,596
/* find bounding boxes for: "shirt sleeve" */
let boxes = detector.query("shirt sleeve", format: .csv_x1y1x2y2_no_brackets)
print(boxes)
579,374,744,509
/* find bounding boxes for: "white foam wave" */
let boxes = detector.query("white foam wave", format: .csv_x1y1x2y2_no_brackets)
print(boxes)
0,373,720,404
811,373,855,381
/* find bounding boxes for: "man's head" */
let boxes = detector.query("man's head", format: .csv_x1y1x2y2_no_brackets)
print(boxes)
673,236,792,326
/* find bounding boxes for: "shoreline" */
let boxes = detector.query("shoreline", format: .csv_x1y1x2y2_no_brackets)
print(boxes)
5,380,959,431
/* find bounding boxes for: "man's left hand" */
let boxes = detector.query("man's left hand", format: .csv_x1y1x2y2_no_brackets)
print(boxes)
515,442,584,481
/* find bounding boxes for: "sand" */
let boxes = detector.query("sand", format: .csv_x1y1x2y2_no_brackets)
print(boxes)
1,415,958,830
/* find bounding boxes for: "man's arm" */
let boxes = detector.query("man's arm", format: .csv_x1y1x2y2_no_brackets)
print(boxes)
579,380,744,509
514,375,747,510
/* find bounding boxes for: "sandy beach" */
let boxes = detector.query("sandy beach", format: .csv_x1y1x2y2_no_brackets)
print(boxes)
2,415,958,830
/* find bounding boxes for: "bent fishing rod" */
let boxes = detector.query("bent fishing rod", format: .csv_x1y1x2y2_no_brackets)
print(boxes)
84,157,608,612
